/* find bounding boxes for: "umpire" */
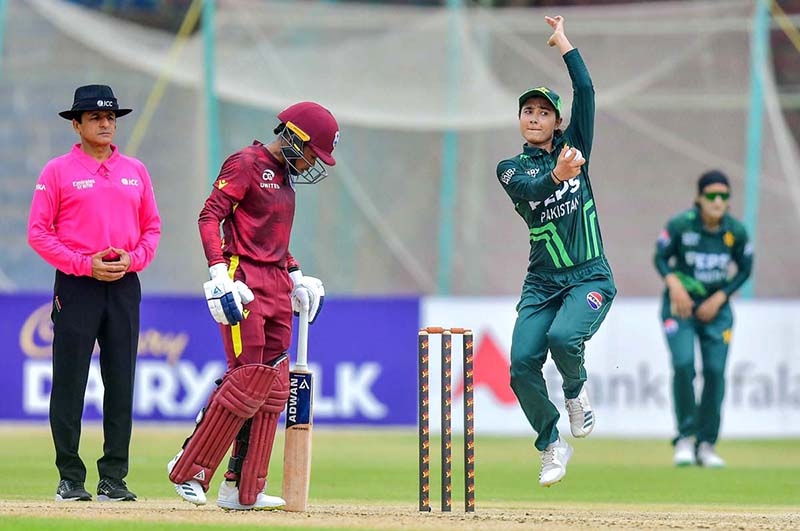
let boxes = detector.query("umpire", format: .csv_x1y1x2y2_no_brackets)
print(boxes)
28,85,161,501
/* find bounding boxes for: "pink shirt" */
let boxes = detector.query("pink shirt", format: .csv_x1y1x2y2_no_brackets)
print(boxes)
28,144,161,277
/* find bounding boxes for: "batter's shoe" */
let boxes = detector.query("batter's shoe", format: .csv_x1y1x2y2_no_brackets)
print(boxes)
539,437,573,487
96,478,137,501
697,442,725,468
673,437,696,467
55,480,92,502
565,385,594,438
167,450,207,505
216,480,285,511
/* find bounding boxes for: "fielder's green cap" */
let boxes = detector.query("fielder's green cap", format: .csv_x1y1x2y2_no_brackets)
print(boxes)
518,86,562,117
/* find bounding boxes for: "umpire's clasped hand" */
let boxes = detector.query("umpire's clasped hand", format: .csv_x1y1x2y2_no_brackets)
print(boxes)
91,248,128,282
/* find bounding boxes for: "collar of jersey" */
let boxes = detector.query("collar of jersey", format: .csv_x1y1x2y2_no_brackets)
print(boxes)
521,132,566,158
70,143,120,175
691,205,732,233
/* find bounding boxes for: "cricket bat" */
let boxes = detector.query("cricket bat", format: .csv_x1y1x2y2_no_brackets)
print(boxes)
283,307,313,512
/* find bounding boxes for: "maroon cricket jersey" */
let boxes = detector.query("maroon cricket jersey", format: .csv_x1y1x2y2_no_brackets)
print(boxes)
199,141,299,270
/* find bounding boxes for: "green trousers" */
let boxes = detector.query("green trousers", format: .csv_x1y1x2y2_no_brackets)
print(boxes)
661,293,733,445
510,258,616,451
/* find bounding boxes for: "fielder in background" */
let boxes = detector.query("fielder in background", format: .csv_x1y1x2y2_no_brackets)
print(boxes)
496,15,616,487
167,102,338,510
28,84,161,502
654,170,753,468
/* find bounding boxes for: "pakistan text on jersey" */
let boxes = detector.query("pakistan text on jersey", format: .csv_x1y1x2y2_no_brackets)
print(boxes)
693,270,728,283
528,177,581,223
539,197,580,223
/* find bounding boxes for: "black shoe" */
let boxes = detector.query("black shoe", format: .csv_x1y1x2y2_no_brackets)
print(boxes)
97,478,137,502
55,480,92,502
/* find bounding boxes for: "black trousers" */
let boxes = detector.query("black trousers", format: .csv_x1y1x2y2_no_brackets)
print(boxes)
50,270,141,483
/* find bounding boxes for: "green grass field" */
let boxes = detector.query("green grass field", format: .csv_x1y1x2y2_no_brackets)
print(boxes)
0,425,797,530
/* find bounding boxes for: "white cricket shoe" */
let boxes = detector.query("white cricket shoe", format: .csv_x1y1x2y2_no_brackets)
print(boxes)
565,385,594,438
697,442,726,468
216,480,286,511
673,437,696,467
167,450,207,505
539,437,573,487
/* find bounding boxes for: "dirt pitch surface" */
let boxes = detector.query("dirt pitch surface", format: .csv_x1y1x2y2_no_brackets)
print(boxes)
0,500,798,530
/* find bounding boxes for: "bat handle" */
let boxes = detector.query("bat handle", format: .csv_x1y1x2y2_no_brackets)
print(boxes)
295,305,309,371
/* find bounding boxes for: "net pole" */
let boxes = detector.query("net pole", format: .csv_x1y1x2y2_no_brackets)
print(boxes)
0,0,7,80
203,0,221,188
436,0,463,295
124,0,202,158
742,0,771,298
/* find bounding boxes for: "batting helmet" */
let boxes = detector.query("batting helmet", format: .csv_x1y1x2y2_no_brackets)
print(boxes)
276,102,339,184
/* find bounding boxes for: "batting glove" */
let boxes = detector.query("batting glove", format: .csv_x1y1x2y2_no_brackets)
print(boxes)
290,271,325,324
203,263,253,325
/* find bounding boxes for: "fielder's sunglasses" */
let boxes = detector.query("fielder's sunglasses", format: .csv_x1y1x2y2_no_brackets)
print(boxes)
703,192,730,201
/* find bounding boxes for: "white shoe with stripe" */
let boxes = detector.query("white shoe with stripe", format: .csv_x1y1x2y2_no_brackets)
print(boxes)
539,437,574,487
216,480,286,511
565,385,595,438
697,442,726,468
673,437,696,467
167,450,207,506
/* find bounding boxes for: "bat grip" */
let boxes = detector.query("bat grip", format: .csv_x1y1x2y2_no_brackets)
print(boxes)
295,306,309,370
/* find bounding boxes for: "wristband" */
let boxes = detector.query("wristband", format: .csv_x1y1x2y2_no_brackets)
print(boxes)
289,269,303,286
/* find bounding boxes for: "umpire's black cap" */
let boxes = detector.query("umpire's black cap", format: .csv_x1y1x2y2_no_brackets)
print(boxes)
59,85,132,120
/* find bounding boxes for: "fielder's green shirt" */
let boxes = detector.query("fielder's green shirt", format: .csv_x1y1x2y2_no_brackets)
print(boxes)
497,49,603,272
654,207,753,299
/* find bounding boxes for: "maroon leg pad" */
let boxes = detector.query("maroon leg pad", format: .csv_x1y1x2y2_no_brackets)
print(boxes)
168,364,279,491
238,358,289,505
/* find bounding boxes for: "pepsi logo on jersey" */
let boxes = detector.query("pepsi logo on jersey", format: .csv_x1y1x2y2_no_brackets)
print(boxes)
586,291,603,311
663,318,679,335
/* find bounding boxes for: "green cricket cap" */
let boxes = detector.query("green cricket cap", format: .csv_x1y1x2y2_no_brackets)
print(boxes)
518,87,562,117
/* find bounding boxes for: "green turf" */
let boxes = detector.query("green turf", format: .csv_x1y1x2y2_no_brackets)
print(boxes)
0,425,798,530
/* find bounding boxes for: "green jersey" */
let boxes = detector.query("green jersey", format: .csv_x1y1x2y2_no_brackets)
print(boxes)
497,49,604,272
654,207,753,299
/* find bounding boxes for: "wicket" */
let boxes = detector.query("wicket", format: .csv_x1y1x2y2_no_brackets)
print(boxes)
418,326,475,513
